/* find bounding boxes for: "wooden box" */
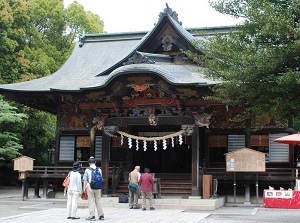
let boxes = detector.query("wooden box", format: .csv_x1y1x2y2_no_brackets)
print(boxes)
202,175,212,199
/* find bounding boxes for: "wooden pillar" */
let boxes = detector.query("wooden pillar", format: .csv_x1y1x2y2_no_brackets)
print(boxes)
54,105,61,166
42,179,48,198
102,132,110,195
244,181,251,204
34,179,40,198
191,126,200,196
24,179,29,199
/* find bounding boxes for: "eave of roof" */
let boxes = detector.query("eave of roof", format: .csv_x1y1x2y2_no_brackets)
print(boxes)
0,5,227,94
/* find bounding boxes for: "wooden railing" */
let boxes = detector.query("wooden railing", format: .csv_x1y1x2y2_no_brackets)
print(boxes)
203,167,297,183
23,164,123,198
26,166,80,179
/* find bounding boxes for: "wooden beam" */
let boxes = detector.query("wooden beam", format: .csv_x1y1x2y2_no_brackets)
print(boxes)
108,116,194,126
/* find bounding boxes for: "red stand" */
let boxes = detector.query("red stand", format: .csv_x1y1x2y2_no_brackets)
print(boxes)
264,189,300,209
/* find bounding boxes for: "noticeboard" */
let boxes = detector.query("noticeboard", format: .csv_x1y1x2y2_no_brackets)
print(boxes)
225,148,266,172
13,156,35,172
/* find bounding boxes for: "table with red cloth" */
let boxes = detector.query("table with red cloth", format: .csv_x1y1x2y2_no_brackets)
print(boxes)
264,189,300,208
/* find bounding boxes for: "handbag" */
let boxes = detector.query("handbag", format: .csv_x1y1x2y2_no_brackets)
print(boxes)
119,193,128,203
62,175,70,188
128,181,139,192
81,191,88,200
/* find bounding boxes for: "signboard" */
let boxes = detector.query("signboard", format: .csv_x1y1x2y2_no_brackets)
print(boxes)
225,148,266,172
13,156,35,172
264,190,292,199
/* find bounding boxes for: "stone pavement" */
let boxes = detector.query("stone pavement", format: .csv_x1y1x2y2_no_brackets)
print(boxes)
0,186,212,222
2,186,300,223
0,207,211,223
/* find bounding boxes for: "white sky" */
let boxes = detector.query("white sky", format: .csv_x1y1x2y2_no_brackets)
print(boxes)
64,0,242,33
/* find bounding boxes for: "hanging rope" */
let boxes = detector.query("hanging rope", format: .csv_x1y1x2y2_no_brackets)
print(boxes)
116,129,186,141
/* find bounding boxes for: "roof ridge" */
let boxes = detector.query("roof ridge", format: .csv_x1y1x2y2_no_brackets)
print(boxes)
159,3,182,26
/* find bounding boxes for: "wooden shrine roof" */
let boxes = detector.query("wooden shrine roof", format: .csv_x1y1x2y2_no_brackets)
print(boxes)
0,5,236,113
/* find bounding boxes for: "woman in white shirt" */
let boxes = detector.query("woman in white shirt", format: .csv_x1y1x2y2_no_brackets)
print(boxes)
67,161,83,219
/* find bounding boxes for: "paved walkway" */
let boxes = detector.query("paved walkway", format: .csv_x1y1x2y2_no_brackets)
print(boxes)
0,207,211,223
0,186,212,222
2,186,300,223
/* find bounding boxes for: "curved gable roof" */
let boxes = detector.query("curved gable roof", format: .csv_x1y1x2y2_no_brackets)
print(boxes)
0,5,217,93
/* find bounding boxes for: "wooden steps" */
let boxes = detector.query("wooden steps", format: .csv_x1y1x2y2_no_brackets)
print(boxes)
116,181,129,194
160,179,191,195
115,173,192,196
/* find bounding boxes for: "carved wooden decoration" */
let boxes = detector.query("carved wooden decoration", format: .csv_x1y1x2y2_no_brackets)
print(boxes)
194,113,212,128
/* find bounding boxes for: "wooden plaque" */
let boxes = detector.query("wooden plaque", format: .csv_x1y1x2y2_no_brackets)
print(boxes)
13,156,35,171
226,148,266,172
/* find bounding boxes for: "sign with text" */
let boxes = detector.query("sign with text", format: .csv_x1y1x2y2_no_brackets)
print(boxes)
225,148,266,172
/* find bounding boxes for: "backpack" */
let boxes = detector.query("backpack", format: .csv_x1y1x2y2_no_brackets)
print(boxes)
89,167,103,189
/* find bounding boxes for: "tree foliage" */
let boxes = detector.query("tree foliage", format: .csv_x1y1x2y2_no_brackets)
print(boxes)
19,108,56,165
187,0,300,122
0,0,104,83
0,0,104,163
0,96,27,161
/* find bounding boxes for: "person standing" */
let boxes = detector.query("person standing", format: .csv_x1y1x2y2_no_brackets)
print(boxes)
83,157,104,221
128,165,141,209
67,161,83,219
140,168,155,211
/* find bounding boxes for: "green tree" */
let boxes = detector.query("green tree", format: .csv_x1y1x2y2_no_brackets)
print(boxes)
0,0,30,84
0,0,104,164
0,0,104,82
65,1,104,42
187,0,300,123
0,96,27,161
19,108,56,165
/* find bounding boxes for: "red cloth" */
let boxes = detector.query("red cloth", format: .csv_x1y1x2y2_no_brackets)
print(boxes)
264,189,300,209
140,173,154,191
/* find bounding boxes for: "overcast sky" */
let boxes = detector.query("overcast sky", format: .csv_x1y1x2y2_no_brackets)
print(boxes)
64,0,243,33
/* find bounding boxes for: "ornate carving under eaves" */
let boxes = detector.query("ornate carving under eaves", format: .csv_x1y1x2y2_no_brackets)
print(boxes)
159,3,182,26
194,113,213,128
181,125,195,136
160,26,176,52
124,51,155,65
90,116,106,141
173,54,194,65
103,126,118,137
148,114,158,126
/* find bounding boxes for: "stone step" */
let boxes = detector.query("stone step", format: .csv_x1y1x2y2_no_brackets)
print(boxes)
76,196,225,211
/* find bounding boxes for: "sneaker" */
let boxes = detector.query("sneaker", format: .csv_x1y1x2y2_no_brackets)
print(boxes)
72,217,80,220
86,216,96,221
150,207,155,210
67,217,72,219
99,215,104,220
129,206,133,209
142,208,146,211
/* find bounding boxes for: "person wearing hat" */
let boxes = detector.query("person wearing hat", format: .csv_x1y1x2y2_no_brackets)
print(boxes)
66,161,83,220
83,157,104,221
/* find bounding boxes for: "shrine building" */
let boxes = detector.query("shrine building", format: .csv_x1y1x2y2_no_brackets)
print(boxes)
0,5,294,198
